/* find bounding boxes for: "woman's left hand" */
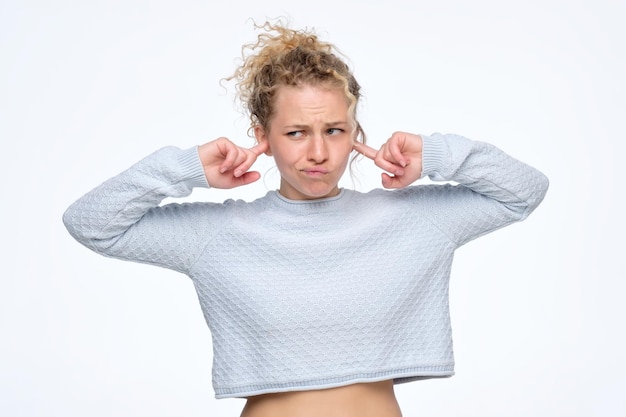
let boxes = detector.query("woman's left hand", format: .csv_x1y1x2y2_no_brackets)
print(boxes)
353,131,423,189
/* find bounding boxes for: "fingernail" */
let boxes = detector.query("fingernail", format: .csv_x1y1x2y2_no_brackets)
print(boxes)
234,169,242,177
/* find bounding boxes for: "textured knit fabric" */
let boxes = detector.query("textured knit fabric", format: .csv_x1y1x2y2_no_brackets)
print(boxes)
63,133,549,398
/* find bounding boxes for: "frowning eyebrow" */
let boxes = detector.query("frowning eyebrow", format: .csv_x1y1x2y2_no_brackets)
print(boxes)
283,121,349,129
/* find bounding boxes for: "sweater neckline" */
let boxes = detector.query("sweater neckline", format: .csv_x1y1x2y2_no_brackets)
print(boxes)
267,188,352,212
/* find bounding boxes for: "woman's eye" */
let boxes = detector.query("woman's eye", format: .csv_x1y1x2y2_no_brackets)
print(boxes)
327,128,344,136
286,131,304,138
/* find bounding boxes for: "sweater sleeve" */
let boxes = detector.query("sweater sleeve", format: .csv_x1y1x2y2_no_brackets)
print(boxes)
417,133,549,247
62,146,225,274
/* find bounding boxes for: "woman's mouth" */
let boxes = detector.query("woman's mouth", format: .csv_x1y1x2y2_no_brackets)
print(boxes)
302,168,329,177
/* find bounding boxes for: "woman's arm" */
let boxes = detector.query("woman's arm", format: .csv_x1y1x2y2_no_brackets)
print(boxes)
354,132,549,246
62,138,268,273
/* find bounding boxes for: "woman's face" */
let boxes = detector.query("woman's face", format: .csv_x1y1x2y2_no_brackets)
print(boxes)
255,84,355,200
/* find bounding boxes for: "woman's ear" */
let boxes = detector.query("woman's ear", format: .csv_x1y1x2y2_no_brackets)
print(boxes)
254,125,273,156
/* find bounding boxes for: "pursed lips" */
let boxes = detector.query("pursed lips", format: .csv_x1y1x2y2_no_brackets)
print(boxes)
302,168,329,176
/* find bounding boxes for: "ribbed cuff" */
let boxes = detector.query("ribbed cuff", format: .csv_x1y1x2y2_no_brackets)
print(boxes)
420,134,446,178
178,146,210,189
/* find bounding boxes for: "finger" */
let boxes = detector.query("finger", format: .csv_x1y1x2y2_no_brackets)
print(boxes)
375,143,405,176
387,135,408,167
249,140,269,156
219,149,242,174
352,141,378,160
230,141,268,177
233,150,260,178
216,140,240,173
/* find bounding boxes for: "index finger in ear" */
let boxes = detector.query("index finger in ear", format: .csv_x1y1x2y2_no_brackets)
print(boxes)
250,140,269,155
352,141,378,160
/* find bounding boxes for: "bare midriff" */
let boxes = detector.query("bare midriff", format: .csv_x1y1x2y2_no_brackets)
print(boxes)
240,380,402,417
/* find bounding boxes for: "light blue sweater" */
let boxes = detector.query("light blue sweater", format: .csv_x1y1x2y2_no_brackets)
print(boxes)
63,133,549,398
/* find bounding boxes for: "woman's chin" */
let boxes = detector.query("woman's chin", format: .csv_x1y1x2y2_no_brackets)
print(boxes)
279,184,340,201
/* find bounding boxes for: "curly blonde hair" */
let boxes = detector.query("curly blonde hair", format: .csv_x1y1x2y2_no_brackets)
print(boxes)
225,19,366,146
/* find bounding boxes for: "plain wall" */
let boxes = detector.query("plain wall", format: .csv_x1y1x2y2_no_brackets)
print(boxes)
1,0,624,416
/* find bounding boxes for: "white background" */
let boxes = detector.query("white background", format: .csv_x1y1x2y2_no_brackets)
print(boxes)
1,0,624,416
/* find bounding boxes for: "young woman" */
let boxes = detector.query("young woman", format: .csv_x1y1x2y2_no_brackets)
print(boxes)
63,21,549,417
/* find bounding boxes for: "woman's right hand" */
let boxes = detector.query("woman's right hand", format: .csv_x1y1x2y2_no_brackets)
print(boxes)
197,137,268,189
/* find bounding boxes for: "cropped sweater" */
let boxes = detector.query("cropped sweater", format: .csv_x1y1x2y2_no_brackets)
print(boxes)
63,133,549,398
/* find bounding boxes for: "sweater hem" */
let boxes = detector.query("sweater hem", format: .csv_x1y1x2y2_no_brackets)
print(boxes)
213,365,455,399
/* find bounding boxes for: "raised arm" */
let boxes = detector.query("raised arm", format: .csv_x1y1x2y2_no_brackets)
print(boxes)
62,138,267,272
354,132,549,246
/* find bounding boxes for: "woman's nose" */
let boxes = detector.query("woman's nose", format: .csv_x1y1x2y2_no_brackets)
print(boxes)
307,135,328,163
